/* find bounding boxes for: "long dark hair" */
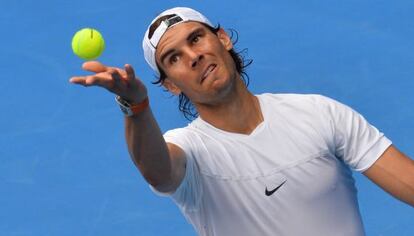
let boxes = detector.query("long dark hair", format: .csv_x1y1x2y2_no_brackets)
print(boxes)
150,20,253,120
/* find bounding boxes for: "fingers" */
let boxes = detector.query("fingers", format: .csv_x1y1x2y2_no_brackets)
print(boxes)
69,76,87,85
69,75,99,87
71,61,122,86
70,63,142,97
70,73,113,88
124,64,136,81
70,69,124,91
82,61,108,73
108,68,125,87
110,69,122,81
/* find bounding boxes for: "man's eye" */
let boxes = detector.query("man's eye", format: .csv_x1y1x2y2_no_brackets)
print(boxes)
170,55,179,64
192,35,200,43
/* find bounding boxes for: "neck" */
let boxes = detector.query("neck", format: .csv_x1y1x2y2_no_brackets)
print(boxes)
195,79,263,135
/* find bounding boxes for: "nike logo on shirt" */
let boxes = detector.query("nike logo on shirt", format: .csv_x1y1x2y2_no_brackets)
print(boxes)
265,180,287,196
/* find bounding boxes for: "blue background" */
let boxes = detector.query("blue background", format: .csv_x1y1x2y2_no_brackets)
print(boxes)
0,0,413,235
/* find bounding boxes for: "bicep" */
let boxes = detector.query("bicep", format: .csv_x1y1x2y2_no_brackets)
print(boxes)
363,145,414,206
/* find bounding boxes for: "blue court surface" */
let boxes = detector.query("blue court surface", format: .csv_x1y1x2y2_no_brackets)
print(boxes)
1,0,413,235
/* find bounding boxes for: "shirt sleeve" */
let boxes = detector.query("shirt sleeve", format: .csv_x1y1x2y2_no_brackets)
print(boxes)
149,127,203,212
318,95,392,172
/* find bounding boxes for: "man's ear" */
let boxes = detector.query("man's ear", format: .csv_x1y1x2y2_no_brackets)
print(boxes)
217,28,233,51
162,78,181,96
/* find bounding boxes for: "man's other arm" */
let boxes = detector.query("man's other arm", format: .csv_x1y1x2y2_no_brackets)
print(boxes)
363,145,414,206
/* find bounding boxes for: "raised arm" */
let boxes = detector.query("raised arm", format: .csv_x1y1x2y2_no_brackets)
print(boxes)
363,145,414,206
124,104,186,192
70,61,186,193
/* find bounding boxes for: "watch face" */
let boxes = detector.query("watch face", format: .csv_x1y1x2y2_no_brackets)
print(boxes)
121,105,133,116
117,96,129,107
120,106,128,113
116,96,133,116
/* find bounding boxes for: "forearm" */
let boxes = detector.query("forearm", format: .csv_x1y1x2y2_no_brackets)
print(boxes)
366,165,414,206
124,107,172,188
364,145,414,207
69,62,171,186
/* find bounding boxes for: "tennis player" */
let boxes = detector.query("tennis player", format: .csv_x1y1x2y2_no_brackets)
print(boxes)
70,7,414,236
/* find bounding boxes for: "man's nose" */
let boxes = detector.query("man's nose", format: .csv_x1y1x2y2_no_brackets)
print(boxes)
185,48,203,68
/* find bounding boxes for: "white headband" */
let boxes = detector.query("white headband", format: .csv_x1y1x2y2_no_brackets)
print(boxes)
142,7,213,76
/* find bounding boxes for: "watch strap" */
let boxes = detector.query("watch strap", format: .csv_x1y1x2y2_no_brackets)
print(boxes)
130,97,149,114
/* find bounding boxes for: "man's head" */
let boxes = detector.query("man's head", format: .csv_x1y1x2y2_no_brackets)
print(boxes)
143,7,213,75
142,7,251,119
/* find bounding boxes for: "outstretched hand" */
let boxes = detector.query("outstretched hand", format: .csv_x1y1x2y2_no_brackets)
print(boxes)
70,61,148,103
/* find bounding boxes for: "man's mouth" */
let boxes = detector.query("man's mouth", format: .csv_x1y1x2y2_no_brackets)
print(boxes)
201,64,217,83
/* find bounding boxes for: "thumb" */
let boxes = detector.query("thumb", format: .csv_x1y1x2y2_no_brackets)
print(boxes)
124,64,136,81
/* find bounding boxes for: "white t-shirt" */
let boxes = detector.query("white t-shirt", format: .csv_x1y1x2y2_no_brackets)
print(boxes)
152,93,392,236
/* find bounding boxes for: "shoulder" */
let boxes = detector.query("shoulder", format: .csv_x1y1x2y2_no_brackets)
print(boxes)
164,118,203,139
257,92,334,103
164,124,195,143
257,93,340,113
163,119,206,155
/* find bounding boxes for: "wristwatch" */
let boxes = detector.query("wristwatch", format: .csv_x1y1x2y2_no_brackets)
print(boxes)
115,96,149,117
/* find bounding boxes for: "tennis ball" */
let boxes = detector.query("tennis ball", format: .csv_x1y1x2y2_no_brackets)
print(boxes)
71,28,105,60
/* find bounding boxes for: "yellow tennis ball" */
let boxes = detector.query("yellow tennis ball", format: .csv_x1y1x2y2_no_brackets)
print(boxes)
71,28,105,60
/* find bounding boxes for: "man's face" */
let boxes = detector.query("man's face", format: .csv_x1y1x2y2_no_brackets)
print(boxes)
155,21,237,105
